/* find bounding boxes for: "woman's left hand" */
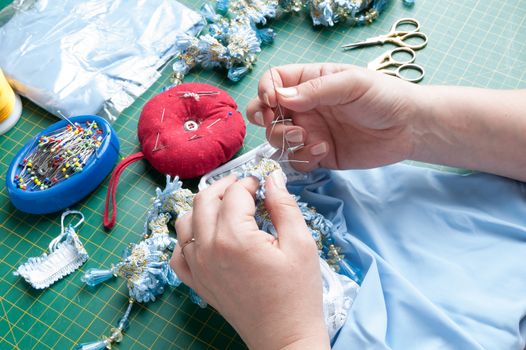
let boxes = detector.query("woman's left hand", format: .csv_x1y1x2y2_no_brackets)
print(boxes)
170,173,330,350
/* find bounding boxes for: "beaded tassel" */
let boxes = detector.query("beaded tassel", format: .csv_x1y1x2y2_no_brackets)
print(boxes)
79,161,361,348
171,0,413,84
172,3,269,86
75,300,133,350
81,268,114,287
78,176,190,348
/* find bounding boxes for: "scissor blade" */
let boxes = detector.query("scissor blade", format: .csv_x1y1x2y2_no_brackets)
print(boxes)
342,36,384,50
342,42,364,50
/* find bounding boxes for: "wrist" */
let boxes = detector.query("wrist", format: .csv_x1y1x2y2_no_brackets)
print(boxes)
279,332,331,350
406,85,448,162
244,319,330,350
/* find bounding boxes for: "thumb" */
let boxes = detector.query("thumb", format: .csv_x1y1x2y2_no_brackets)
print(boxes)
275,68,367,112
264,170,315,252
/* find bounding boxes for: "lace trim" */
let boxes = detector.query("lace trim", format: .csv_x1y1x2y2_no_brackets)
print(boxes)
14,211,88,289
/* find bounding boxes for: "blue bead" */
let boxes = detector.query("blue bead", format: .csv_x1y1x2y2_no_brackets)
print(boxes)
172,60,191,75
373,0,390,12
227,66,249,82
357,16,366,26
117,316,130,332
338,259,362,285
402,0,415,7
81,268,114,287
189,289,207,308
74,340,108,350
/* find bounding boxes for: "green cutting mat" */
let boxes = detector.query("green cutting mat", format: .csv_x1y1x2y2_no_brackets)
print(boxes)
1,0,525,349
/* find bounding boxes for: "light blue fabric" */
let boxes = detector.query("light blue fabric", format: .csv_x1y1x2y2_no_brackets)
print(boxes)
288,163,526,350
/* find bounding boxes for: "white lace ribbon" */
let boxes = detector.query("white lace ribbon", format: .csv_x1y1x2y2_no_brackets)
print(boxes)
14,210,88,289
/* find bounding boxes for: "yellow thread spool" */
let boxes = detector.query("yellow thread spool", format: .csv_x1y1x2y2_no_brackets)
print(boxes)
0,68,22,135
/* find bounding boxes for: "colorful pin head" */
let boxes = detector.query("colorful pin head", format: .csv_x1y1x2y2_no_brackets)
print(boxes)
6,115,120,214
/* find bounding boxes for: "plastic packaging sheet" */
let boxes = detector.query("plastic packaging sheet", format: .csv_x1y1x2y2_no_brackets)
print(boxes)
0,0,204,122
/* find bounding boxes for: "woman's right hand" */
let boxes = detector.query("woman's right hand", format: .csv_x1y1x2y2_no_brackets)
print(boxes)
246,63,422,172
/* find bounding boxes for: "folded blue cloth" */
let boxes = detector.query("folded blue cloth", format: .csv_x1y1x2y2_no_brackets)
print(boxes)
289,163,526,349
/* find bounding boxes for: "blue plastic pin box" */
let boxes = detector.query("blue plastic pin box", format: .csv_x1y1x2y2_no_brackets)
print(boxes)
6,115,120,214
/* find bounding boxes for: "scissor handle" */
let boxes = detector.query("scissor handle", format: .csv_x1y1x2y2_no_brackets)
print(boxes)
367,47,415,71
388,47,416,65
388,32,428,50
395,63,425,83
390,18,421,36
343,18,425,50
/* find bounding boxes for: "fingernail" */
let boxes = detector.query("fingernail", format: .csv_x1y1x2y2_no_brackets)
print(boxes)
253,111,264,126
270,170,286,189
276,87,297,98
285,129,303,143
310,142,327,156
262,93,271,107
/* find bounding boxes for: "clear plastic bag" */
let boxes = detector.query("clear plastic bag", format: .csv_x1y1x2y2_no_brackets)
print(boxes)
0,0,204,122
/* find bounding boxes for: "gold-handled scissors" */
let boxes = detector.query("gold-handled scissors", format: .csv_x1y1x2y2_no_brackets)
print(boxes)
367,47,425,83
342,18,428,51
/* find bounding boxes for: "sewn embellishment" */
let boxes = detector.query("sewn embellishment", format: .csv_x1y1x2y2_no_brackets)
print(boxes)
80,159,362,347
171,0,396,84
77,176,191,349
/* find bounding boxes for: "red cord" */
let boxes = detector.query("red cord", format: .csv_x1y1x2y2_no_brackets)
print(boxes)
103,152,144,230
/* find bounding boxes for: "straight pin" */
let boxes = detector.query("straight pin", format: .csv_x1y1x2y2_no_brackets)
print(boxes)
271,118,293,125
175,91,220,101
57,110,77,128
287,144,305,153
176,91,219,96
188,134,201,141
153,131,161,151
152,145,168,152
268,67,291,160
278,159,310,164
152,108,166,151
207,118,222,129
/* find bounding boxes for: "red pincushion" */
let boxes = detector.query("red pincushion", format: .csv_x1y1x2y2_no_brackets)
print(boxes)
103,82,246,229
138,83,246,179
